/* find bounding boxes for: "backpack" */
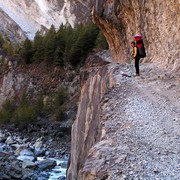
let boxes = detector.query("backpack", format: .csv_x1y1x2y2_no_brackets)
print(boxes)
134,36,146,58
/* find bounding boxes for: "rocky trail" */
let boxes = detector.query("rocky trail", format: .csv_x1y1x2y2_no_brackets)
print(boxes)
86,62,180,179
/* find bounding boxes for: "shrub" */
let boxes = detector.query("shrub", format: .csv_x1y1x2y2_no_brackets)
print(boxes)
34,93,44,117
53,88,68,121
54,88,67,107
55,106,66,121
13,105,36,126
10,94,35,126
96,31,108,50
0,33,4,47
0,99,15,124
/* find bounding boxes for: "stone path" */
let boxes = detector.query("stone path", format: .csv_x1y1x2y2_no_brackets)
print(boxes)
100,63,180,179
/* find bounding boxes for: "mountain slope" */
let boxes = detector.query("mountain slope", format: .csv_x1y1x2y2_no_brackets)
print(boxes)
0,0,90,41
0,9,26,43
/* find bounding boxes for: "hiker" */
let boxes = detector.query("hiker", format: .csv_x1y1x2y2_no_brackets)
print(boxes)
131,41,140,76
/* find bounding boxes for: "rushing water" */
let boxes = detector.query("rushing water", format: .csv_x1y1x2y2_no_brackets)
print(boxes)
37,157,67,180
0,142,68,179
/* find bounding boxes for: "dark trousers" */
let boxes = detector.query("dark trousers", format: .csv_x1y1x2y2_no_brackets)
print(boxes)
135,56,140,75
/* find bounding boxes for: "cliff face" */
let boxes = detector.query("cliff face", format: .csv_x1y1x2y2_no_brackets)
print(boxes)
0,0,90,41
0,9,26,43
91,0,179,71
67,54,113,180
0,64,79,108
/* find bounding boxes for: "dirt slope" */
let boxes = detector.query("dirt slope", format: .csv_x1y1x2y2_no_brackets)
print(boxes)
99,63,180,179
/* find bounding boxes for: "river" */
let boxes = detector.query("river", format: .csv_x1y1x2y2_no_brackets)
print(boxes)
0,128,70,179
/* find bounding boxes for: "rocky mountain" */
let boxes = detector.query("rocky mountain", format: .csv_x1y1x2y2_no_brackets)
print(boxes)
0,0,179,70
92,0,179,71
0,0,90,41
0,9,27,43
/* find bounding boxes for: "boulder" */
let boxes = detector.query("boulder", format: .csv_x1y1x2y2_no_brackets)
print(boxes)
19,149,34,156
5,136,14,145
22,159,36,169
34,137,44,150
17,155,35,162
37,159,57,170
0,130,6,143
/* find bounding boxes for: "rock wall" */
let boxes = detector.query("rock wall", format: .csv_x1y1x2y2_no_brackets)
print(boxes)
66,54,113,180
0,9,26,43
91,0,179,71
0,70,27,107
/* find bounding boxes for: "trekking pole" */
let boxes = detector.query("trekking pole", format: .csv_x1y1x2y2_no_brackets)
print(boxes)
130,57,134,80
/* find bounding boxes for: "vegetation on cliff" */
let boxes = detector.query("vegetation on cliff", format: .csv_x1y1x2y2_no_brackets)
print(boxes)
19,23,107,66
0,88,67,127
0,22,108,70
0,22,108,127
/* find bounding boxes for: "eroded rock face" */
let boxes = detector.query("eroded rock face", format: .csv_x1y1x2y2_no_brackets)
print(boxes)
66,54,113,180
91,0,179,71
0,9,26,43
0,71,27,107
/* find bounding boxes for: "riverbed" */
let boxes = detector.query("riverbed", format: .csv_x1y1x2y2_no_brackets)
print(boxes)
0,122,71,179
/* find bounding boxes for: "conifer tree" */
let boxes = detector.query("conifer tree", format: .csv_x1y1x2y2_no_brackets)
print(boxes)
54,47,64,66
20,38,33,64
2,37,14,58
68,23,100,66
44,25,56,63
32,31,44,62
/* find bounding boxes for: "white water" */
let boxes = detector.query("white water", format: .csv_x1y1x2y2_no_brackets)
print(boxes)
37,157,68,179
0,142,68,179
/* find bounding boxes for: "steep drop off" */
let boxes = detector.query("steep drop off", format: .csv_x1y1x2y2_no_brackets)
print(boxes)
91,0,179,71
67,53,114,180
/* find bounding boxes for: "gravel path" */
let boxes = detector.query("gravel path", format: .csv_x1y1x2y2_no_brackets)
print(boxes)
101,63,180,179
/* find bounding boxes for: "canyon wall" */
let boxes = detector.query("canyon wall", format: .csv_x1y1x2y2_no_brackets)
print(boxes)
0,9,26,43
91,0,179,71
67,54,113,179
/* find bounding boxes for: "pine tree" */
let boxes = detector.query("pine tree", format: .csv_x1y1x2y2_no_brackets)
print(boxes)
44,25,57,63
54,47,64,66
20,38,33,64
32,31,44,62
